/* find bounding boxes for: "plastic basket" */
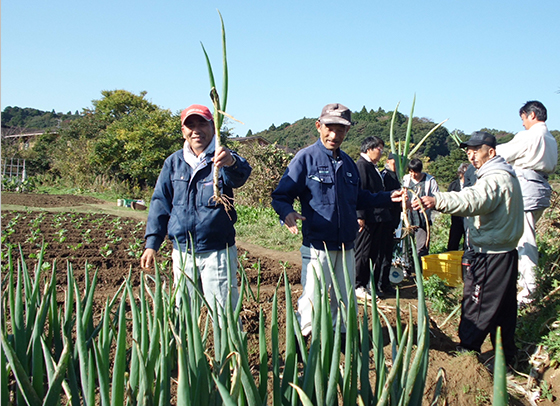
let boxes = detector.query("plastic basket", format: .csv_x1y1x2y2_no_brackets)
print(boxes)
421,250,463,287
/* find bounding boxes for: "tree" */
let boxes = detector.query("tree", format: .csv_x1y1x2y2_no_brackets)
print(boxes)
44,113,107,184
256,108,450,161
89,91,180,186
1,106,81,131
91,89,155,122
22,132,61,174
21,90,182,189
483,128,515,144
430,147,469,189
406,117,451,160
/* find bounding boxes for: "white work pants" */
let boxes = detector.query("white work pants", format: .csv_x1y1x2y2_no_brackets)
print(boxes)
172,246,239,318
517,209,544,303
297,246,356,336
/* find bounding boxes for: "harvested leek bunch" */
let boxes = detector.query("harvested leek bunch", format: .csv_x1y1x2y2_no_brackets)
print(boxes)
201,11,242,212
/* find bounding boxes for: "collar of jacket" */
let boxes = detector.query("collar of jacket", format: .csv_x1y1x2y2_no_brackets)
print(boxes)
314,138,340,160
360,152,372,162
183,138,216,169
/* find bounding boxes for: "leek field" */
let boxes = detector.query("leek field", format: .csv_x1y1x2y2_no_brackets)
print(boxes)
1,191,559,405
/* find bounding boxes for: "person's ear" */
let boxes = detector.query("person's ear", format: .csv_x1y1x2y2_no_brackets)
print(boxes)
529,111,537,121
315,120,321,132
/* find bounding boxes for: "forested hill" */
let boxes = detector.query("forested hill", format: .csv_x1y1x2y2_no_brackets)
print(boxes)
252,106,455,161
2,90,558,191
1,106,81,132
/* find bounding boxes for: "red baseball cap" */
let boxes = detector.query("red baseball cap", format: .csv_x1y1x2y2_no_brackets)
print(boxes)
180,104,213,125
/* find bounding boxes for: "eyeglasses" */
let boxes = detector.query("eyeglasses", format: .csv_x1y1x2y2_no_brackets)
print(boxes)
376,146,384,153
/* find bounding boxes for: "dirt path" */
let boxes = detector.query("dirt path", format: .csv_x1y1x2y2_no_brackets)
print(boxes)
1,192,151,220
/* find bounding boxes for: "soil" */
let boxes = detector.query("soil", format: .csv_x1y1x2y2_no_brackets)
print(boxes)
2,192,558,405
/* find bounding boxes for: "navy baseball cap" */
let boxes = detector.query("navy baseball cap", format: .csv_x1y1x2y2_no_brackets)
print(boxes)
460,131,497,149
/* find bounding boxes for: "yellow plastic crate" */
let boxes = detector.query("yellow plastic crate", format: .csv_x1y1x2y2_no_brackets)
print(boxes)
421,251,463,287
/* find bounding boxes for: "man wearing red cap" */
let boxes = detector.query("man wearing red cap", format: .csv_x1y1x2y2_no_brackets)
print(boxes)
140,104,252,318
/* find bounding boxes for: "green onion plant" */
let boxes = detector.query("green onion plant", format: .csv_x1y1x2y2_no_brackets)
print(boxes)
3,240,435,405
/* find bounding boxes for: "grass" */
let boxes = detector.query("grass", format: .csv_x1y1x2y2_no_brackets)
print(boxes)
235,204,302,252
423,274,460,314
29,184,124,206
33,174,152,202
429,212,453,255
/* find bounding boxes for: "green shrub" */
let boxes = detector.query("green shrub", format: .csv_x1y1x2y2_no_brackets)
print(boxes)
429,213,452,254
423,274,458,314
232,141,293,207
1,176,37,193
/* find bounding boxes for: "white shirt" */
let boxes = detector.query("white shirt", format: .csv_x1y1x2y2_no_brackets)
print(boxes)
496,122,558,173
183,138,215,171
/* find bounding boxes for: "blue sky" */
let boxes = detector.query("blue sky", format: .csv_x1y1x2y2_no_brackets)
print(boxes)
2,1,559,136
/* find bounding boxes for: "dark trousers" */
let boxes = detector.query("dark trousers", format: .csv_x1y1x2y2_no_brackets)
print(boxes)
378,225,395,290
414,226,429,257
447,216,465,251
458,250,518,363
355,222,390,291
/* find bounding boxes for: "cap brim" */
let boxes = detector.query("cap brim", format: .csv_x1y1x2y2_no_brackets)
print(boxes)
460,140,481,148
460,140,495,148
320,117,351,126
182,113,213,125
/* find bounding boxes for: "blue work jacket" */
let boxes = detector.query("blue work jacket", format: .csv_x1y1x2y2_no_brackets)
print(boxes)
271,139,392,251
145,148,252,253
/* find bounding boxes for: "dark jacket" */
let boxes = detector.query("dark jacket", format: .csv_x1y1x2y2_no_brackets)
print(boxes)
447,178,462,193
356,156,391,224
271,139,392,251
381,167,402,229
144,148,252,253
463,164,477,188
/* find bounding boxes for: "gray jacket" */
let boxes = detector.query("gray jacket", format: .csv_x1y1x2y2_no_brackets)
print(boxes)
432,156,524,254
